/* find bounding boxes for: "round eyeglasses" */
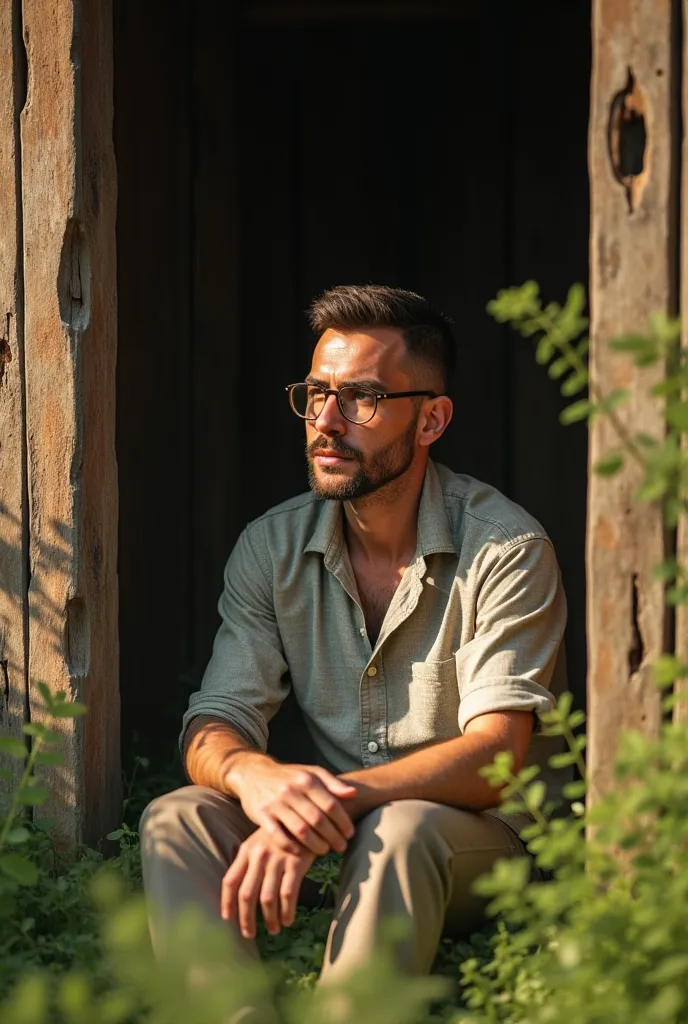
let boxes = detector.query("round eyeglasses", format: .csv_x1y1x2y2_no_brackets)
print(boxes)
286,383,438,426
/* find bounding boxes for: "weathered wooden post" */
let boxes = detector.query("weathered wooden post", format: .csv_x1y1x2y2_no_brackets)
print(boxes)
0,0,120,844
587,0,679,801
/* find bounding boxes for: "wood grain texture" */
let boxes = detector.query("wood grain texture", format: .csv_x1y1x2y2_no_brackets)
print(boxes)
588,0,678,801
0,0,28,788
676,3,688,725
20,0,119,843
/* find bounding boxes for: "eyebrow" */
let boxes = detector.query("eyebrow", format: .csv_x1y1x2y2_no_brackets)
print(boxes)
305,376,388,391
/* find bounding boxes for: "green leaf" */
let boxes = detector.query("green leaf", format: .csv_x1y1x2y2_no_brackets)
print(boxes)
562,780,587,800
560,371,588,397
560,400,592,425
535,336,555,365
653,556,679,582
524,780,546,812
668,402,688,432
33,750,62,766
5,826,30,845
0,736,27,759
36,681,53,706
654,654,688,686
548,751,577,769
0,853,38,886
593,452,624,476
548,357,570,380
50,700,87,719
636,476,668,503
16,785,49,807
21,722,45,738
610,333,654,353
107,829,125,841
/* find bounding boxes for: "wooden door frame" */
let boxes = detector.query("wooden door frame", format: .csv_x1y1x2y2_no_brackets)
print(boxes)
0,0,120,845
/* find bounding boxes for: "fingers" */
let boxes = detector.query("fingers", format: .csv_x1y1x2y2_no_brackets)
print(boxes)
221,846,248,923
259,815,303,856
305,780,356,843
311,766,358,798
269,802,330,856
237,848,268,940
280,858,308,929
259,858,283,936
289,791,350,853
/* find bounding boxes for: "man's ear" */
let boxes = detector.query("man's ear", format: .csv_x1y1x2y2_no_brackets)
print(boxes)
417,395,453,448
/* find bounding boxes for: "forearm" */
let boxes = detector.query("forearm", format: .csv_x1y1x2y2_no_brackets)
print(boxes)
341,711,533,820
183,715,274,798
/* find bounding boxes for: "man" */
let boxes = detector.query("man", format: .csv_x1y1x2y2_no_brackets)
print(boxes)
140,284,566,988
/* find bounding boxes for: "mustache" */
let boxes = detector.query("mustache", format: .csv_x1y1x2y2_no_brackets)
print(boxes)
306,436,361,460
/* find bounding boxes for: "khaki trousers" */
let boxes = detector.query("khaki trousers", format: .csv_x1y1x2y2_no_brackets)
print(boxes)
140,785,527,983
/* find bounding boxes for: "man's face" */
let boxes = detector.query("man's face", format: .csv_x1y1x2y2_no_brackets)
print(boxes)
304,327,423,501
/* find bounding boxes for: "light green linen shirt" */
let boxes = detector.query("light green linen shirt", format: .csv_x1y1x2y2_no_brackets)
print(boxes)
182,460,568,831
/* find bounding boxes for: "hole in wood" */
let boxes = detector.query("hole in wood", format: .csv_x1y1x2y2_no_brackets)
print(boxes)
65,595,90,679
58,219,91,332
607,68,648,214
628,572,644,676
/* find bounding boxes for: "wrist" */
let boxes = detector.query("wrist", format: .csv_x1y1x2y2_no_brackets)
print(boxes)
223,749,274,799
339,772,388,821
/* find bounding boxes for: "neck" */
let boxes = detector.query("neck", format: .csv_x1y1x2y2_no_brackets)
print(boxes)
342,457,428,563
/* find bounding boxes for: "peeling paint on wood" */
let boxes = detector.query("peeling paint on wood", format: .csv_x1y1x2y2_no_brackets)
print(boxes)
588,0,679,802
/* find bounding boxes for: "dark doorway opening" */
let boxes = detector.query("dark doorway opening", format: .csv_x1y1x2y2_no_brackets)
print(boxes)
114,0,591,757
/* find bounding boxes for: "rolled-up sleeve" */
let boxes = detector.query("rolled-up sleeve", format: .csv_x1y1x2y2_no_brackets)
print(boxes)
179,525,289,753
456,537,566,732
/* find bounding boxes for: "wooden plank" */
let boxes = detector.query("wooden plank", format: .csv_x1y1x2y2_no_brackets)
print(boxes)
20,0,119,843
588,0,678,802
676,0,688,725
0,0,28,787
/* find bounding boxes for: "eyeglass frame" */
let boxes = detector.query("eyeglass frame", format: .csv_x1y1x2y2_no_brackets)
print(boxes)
285,382,441,426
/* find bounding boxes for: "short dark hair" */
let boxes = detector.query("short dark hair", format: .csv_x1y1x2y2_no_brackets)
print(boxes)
308,284,456,392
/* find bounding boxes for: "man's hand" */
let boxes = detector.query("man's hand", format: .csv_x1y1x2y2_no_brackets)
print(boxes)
229,758,356,856
221,826,316,939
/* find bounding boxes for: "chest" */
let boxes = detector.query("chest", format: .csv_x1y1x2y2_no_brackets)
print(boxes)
350,558,409,645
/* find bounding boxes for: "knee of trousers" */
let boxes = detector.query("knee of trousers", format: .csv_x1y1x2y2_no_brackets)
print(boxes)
346,799,451,872
139,785,248,867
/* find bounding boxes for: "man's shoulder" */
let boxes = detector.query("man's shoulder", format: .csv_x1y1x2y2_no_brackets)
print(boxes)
434,462,550,550
243,488,324,556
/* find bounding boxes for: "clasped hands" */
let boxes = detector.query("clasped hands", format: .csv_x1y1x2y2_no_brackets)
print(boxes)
221,762,358,940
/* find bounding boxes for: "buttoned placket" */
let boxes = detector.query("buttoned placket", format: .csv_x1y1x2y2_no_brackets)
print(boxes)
324,529,430,767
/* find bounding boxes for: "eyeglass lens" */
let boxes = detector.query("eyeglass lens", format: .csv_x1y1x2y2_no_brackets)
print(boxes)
290,384,376,424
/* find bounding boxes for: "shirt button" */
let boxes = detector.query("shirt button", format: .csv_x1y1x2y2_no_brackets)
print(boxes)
367,665,377,677
367,741,379,753
359,627,367,637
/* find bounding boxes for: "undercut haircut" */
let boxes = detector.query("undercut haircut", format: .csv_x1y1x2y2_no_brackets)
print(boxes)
308,284,456,393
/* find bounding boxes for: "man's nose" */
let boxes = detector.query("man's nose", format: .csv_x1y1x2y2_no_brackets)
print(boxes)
314,393,346,436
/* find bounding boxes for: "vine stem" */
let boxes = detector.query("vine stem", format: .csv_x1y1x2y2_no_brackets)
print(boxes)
530,311,648,469
0,733,44,850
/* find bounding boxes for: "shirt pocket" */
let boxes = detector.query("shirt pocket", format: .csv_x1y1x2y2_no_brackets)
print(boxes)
390,657,461,753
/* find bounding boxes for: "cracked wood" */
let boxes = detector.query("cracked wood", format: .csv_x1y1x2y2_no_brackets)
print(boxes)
20,0,119,844
587,0,678,803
